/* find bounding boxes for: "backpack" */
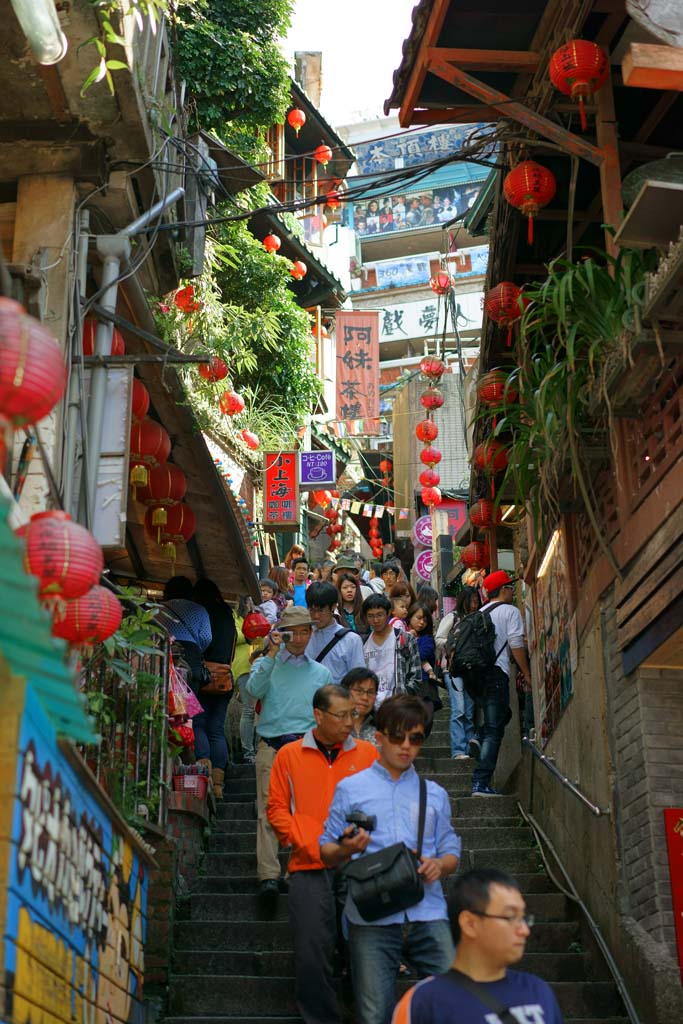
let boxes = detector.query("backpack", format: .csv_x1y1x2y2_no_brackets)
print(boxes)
448,606,503,697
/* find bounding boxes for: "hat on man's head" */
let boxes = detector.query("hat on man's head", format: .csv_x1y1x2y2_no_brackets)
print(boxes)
334,555,360,571
482,569,517,593
277,606,313,629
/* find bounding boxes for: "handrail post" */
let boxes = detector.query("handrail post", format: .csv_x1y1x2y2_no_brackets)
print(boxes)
522,736,611,817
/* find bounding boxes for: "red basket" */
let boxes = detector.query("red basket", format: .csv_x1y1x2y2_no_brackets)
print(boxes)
173,773,209,799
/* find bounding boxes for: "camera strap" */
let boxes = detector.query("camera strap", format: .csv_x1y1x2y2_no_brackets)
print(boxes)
442,969,517,1024
416,775,427,859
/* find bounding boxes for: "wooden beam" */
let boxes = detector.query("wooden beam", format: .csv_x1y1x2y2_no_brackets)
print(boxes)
622,43,683,91
595,74,623,257
427,48,540,73
398,0,450,127
427,55,604,167
410,105,500,124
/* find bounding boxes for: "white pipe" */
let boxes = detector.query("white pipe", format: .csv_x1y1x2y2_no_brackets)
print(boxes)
10,0,68,65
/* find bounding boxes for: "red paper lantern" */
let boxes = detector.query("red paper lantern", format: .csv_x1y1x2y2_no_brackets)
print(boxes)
332,522,343,534
478,370,518,406
324,507,338,521
153,502,196,561
132,377,150,421
326,190,341,209
24,510,103,601
328,539,341,552
325,525,334,536
198,356,228,382
421,486,442,507
174,285,201,313
242,610,271,641
314,144,333,166
485,283,529,347
290,260,308,281
461,541,490,570
379,459,393,474
503,161,556,244
311,489,332,508
474,439,509,473
219,390,245,416
416,419,438,443
263,234,281,254
311,323,329,339
330,489,340,499
420,387,444,411
429,271,451,296
287,108,306,135
129,418,171,488
136,464,187,534
419,468,440,488
419,356,445,380
420,446,442,466
549,40,609,131
469,499,502,529
82,318,125,356
239,429,260,450
52,584,122,644
0,299,67,426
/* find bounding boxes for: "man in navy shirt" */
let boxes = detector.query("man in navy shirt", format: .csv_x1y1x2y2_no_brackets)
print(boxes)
392,868,564,1024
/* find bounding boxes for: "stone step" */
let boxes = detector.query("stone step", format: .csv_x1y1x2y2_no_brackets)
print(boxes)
173,919,580,954
216,801,256,820
225,764,257,779
210,816,528,839
171,948,595,983
169,971,620,1018
466,846,546,874
207,826,535,855
183,890,569,924
164,1019,628,1024
212,818,258,835
204,851,289,875
453,795,520,817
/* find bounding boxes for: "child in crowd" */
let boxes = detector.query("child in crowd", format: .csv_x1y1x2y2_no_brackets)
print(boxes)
257,579,279,625
388,591,410,630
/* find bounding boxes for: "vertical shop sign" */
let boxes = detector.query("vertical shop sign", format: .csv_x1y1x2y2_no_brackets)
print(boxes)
664,808,683,985
263,451,299,530
336,310,380,424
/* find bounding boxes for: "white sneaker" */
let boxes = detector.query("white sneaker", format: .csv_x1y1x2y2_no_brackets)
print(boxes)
453,753,470,760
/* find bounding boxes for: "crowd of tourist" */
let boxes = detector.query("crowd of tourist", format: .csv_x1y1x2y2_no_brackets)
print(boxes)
159,546,559,1024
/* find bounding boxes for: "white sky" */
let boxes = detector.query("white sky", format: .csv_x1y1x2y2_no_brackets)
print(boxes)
282,0,418,128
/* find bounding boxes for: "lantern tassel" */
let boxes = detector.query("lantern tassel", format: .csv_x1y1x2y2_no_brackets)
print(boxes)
527,216,534,245
579,95,587,132
506,325,512,349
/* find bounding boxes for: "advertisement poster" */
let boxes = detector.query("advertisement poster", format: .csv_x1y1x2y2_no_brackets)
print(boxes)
375,257,431,289
353,181,486,237
335,310,380,424
3,687,150,1024
263,452,299,529
300,450,335,488
533,529,574,745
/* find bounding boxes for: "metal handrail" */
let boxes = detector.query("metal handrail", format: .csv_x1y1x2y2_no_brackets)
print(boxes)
523,736,611,817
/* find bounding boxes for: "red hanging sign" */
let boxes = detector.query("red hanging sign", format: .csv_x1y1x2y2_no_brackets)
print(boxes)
664,808,683,985
336,310,380,426
263,451,299,530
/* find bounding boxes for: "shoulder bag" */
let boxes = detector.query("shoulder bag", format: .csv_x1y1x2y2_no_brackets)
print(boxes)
168,604,233,695
343,776,427,922
443,968,517,1024
314,627,351,664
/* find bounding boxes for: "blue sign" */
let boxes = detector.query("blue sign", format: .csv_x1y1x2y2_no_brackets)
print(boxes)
300,450,335,488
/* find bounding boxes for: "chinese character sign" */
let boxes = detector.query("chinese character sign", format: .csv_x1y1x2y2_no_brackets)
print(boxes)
336,311,380,424
263,452,299,530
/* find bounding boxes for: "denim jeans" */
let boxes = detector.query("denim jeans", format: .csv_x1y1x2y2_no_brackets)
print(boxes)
445,672,474,756
193,692,230,768
348,918,454,1024
238,677,257,758
471,668,512,787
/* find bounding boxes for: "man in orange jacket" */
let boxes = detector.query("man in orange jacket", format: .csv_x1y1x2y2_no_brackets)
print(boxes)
267,683,378,1024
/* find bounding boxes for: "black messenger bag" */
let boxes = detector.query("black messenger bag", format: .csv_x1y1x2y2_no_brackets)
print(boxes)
343,777,427,922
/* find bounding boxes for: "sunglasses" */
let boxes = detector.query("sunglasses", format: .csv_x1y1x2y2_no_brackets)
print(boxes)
385,731,425,747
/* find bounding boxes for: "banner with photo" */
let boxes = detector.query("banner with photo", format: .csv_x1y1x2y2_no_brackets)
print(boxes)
352,180,485,238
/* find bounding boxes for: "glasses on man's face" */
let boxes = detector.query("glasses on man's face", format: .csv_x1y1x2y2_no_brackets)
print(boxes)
385,730,425,747
323,709,358,722
472,911,535,928
350,687,376,698
289,629,311,639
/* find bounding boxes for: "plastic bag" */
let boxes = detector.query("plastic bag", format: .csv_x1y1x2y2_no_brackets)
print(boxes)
169,653,203,718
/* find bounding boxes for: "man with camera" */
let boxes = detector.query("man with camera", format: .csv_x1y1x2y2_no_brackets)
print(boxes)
321,695,461,1024
246,606,333,896
267,684,378,1024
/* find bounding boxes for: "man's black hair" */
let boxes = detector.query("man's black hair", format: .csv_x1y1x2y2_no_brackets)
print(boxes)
362,592,392,615
375,694,428,735
292,556,309,570
164,575,193,600
487,586,503,599
306,581,338,610
313,684,351,711
341,667,379,691
381,561,400,575
447,869,522,943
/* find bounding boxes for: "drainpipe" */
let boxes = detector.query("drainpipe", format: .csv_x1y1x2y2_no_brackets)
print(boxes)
62,209,90,516
81,187,184,526
10,0,68,65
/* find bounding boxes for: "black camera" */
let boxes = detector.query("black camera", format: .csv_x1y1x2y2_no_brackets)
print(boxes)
340,811,377,841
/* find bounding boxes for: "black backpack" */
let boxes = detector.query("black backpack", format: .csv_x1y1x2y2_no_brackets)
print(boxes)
448,606,503,697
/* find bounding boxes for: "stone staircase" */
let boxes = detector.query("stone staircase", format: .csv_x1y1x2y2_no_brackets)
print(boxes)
164,713,630,1024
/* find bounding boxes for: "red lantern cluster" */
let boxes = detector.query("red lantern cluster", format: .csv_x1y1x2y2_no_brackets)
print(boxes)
145,502,196,562
416,355,446,507
503,161,556,245
130,418,171,490
549,40,609,131
420,387,444,411
311,489,332,509
0,298,67,427
24,510,104,602
287,108,306,136
477,370,518,407
485,283,528,348
326,190,341,210
461,541,490,571
416,419,438,444
199,356,228,382
420,356,446,380
239,429,260,451
469,500,502,529
314,144,333,167
474,438,509,473
132,377,150,421
369,515,383,558
136,463,187,538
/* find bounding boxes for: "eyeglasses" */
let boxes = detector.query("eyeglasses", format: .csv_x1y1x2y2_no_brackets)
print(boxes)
350,687,377,698
472,912,535,928
323,709,359,721
385,731,425,746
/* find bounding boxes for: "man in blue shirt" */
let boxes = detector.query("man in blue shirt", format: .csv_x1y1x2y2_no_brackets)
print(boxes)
392,869,564,1024
305,581,366,683
246,606,333,896
321,695,460,1024
291,557,310,607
